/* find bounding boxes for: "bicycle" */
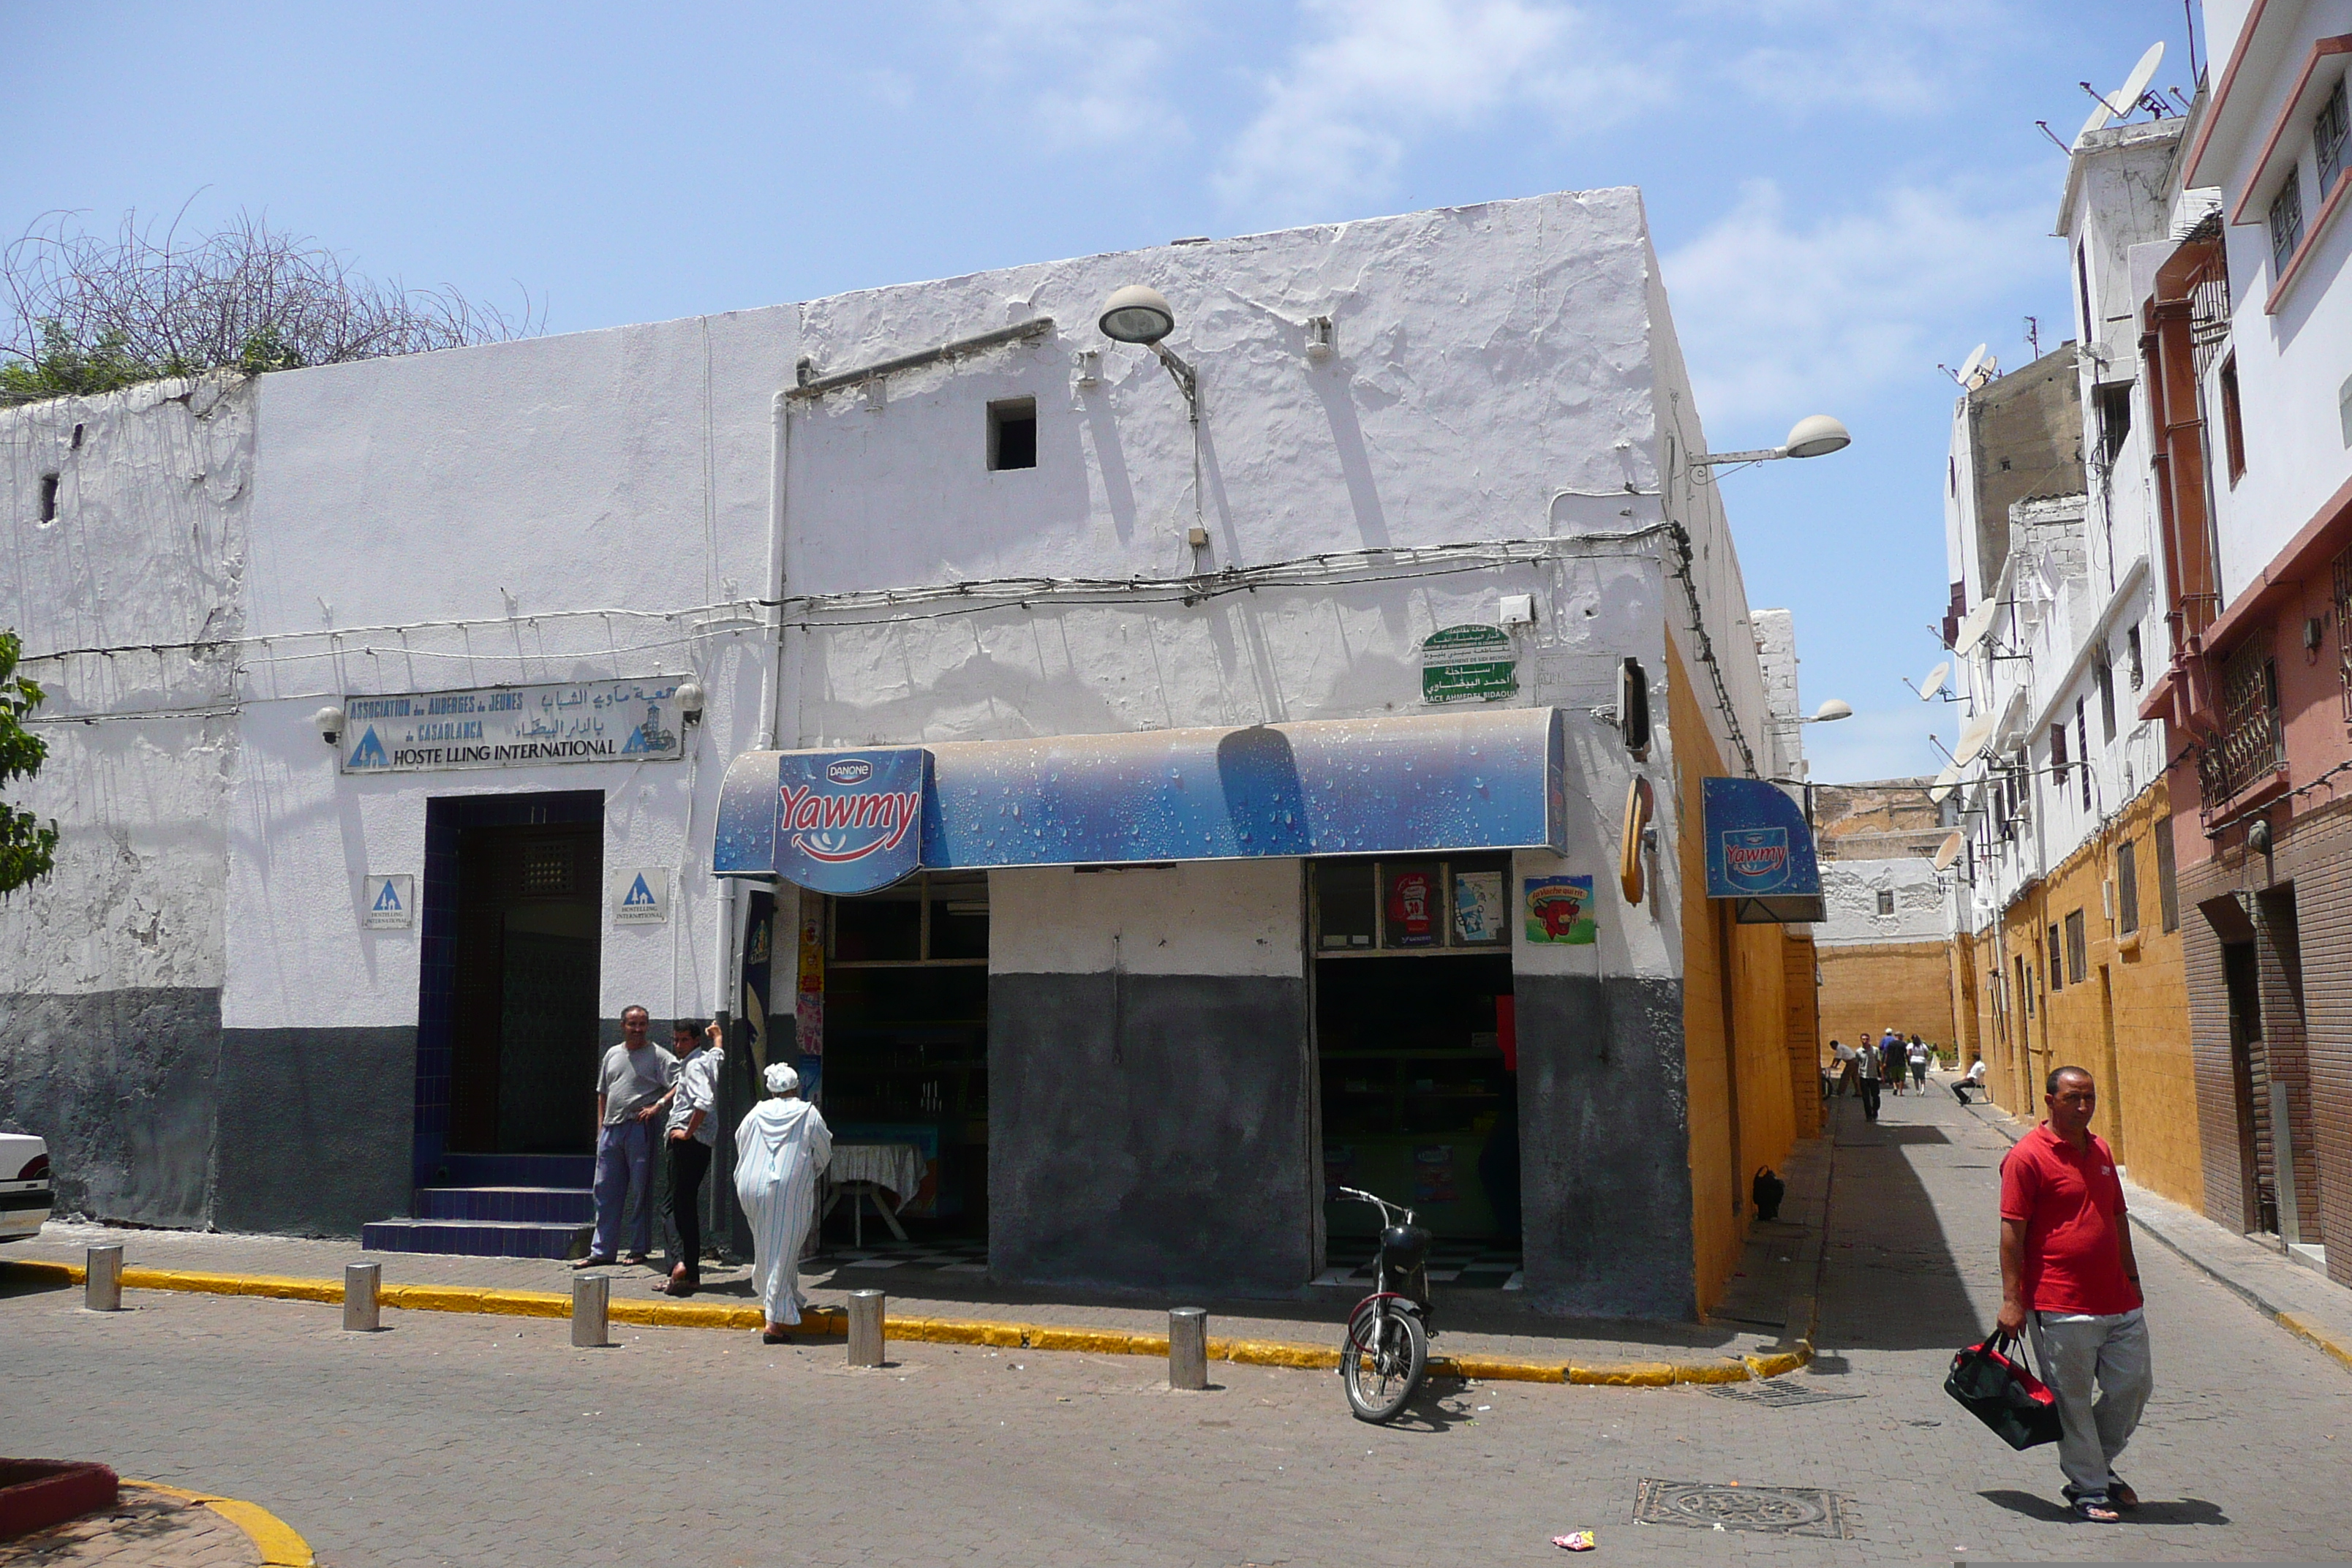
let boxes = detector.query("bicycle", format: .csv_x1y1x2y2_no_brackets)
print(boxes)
1332,1185,1435,1423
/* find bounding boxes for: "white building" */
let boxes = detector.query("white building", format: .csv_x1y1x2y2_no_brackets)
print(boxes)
0,189,1823,1318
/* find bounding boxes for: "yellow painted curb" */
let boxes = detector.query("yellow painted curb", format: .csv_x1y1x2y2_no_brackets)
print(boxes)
7,1258,1811,1388
2278,1311,2352,1373
126,1480,315,1567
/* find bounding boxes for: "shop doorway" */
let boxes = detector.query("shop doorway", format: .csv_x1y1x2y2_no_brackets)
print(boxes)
815,870,990,1240
433,796,604,1157
1311,855,1519,1270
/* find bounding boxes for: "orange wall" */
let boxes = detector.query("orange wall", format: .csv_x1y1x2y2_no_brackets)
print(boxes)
1670,641,1801,1316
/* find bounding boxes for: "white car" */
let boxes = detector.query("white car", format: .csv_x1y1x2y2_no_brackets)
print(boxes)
0,1133,52,1243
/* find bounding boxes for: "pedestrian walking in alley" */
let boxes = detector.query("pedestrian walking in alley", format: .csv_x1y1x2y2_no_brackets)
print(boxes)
1883,1028,1907,1096
1955,1056,1989,1104
1855,1029,1883,1121
735,1060,833,1343
657,1019,724,1296
1998,1066,2152,1523
1834,1037,1859,1097
1909,1036,1931,1093
578,1005,679,1270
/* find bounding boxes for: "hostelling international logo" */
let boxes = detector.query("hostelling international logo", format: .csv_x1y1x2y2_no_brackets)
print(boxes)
1720,826,1790,892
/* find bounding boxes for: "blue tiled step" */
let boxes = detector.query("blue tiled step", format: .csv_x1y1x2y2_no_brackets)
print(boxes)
362,1216,589,1260
415,1186,595,1224
430,1153,595,1188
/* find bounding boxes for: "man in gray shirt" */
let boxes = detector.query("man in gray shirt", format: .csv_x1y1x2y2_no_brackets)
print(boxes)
578,1005,676,1269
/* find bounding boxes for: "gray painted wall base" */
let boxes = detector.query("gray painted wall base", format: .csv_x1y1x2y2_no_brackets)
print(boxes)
216,1025,417,1237
990,971,1313,1296
1515,972,1695,1320
0,987,221,1228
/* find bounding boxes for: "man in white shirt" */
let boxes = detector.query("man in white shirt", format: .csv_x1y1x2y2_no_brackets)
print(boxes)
1955,1056,1989,1104
657,1019,724,1296
578,1005,677,1269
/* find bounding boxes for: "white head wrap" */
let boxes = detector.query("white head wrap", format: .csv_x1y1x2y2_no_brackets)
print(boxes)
764,1061,800,1096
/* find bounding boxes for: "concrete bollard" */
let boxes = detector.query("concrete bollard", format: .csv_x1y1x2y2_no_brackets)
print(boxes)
1169,1306,1209,1390
847,1288,885,1367
85,1245,124,1312
343,1262,382,1332
571,1273,610,1348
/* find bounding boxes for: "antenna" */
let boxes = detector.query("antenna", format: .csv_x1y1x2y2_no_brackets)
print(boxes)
2035,120,2070,153
2024,316,2041,358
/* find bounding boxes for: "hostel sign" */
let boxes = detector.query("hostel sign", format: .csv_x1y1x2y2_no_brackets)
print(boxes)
339,678,690,774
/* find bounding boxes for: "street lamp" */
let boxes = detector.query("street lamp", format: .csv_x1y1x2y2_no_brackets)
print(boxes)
1804,698,1854,723
1690,415,1852,467
1098,284,1197,421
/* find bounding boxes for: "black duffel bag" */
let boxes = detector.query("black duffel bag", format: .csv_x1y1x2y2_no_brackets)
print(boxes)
1944,1330,2063,1450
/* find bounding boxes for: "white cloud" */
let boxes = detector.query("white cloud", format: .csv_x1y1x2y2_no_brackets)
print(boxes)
1686,0,2021,117
1659,174,2057,428
1211,0,1666,220
932,0,1194,151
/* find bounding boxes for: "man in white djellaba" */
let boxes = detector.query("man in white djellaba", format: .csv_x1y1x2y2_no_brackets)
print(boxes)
735,1061,832,1343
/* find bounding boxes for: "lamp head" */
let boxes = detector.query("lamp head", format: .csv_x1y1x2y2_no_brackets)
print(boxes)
312,704,346,746
1098,284,1176,344
1782,414,1852,459
672,679,706,726
1812,698,1854,722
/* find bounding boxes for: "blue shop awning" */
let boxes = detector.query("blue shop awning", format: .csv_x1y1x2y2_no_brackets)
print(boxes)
1701,775,1824,924
715,707,1566,894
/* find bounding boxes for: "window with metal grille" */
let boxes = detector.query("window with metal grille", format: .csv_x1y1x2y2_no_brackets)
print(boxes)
2335,544,2352,722
2048,923,2063,992
523,841,573,894
2200,641,2283,804
2269,176,2305,277
2318,78,2348,195
2156,821,2179,932
2065,908,2087,985
2078,701,2093,811
2220,355,2247,484
2117,837,2141,935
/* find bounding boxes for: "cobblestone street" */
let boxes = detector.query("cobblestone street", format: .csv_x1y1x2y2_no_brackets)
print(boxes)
7,1086,2350,1567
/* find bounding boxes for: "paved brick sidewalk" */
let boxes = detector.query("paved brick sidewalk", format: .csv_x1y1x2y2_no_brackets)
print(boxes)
5,1085,2347,1566
0,1486,259,1567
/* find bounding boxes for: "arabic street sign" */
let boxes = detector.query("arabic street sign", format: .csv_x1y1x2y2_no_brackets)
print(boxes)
339,678,690,774
1420,625,1518,704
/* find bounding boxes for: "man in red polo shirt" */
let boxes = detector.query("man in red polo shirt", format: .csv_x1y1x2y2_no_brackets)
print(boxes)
1998,1066,2150,1523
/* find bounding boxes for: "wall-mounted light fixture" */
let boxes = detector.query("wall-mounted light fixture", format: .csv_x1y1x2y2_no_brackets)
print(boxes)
1691,414,1853,467
1098,284,1196,423
312,705,346,747
673,680,706,727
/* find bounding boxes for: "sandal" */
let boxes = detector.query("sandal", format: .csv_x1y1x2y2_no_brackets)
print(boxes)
761,1328,794,1345
2106,1479,2138,1509
2068,1496,2120,1523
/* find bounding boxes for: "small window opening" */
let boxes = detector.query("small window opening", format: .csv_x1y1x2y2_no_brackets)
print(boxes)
2051,722,2070,790
2117,838,2141,935
2316,78,2348,197
1875,889,1895,917
2096,382,2132,464
37,473,59,521
2220,355,2247,484
2127,626,2144,690
69,423,84,450
2095,652,2117,742
2268,175,2305,276
988,398,1037,471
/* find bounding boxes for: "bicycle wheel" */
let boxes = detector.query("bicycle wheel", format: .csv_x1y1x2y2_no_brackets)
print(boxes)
1341,1300,1428,1423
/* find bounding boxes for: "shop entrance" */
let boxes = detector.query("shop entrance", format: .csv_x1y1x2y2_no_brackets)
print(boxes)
1311,855,1519,1267
816,870,990,1240
439,799,603,1156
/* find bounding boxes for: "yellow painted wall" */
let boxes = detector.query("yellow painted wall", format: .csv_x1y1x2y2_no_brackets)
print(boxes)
1816,940,1961,1060
1960,782,2199,1207
1669,641,1801,1316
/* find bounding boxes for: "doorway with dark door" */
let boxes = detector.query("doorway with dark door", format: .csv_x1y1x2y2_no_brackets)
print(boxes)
416,791,606,1169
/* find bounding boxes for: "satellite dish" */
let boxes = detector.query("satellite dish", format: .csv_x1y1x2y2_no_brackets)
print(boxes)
2077,99,2114,140
1981,353,1999,377
1933,832,1964,872
1919,662,1950,700
1955,712,1997,766
2114,42,2164,118
1953,597,1998,655
1929,761,1963,804
1957,344,1987,383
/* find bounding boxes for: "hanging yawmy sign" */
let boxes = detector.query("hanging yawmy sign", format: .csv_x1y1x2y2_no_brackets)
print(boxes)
1420,625,1518,704
1702,777,1825,924
339,678,690,774
764,748,930,895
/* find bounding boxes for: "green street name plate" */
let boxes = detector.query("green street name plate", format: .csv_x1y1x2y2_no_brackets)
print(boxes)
1421,624,1518,704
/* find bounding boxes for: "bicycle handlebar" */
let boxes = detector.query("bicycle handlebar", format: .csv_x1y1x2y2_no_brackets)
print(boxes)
1333,1185,1415,1228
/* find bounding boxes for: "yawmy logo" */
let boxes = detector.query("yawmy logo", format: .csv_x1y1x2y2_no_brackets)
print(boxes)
1721,827,1790,891
777,782,921,864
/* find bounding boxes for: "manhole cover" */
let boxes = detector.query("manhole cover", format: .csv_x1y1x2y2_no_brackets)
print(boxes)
1632,1480,1852,1537
1705,1379,1863,1407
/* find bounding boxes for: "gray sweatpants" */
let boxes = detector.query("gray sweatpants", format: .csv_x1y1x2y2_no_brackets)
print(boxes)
2029,1308,2152,1499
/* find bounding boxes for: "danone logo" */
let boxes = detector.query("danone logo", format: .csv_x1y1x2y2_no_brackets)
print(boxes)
1721,826,1790,892
772,748,930,894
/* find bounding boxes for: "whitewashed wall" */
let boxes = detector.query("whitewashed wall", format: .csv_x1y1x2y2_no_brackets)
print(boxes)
1817,858,1949,948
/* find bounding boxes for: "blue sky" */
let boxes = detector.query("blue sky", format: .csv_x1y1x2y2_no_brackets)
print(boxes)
7,1,2208,780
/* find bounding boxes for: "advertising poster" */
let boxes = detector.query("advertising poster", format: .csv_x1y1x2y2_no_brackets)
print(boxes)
795,891,825,1060
1384,866,1439,947
1524,874,1597,944
1411,1145,1457,1204
1453,870,1504,944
